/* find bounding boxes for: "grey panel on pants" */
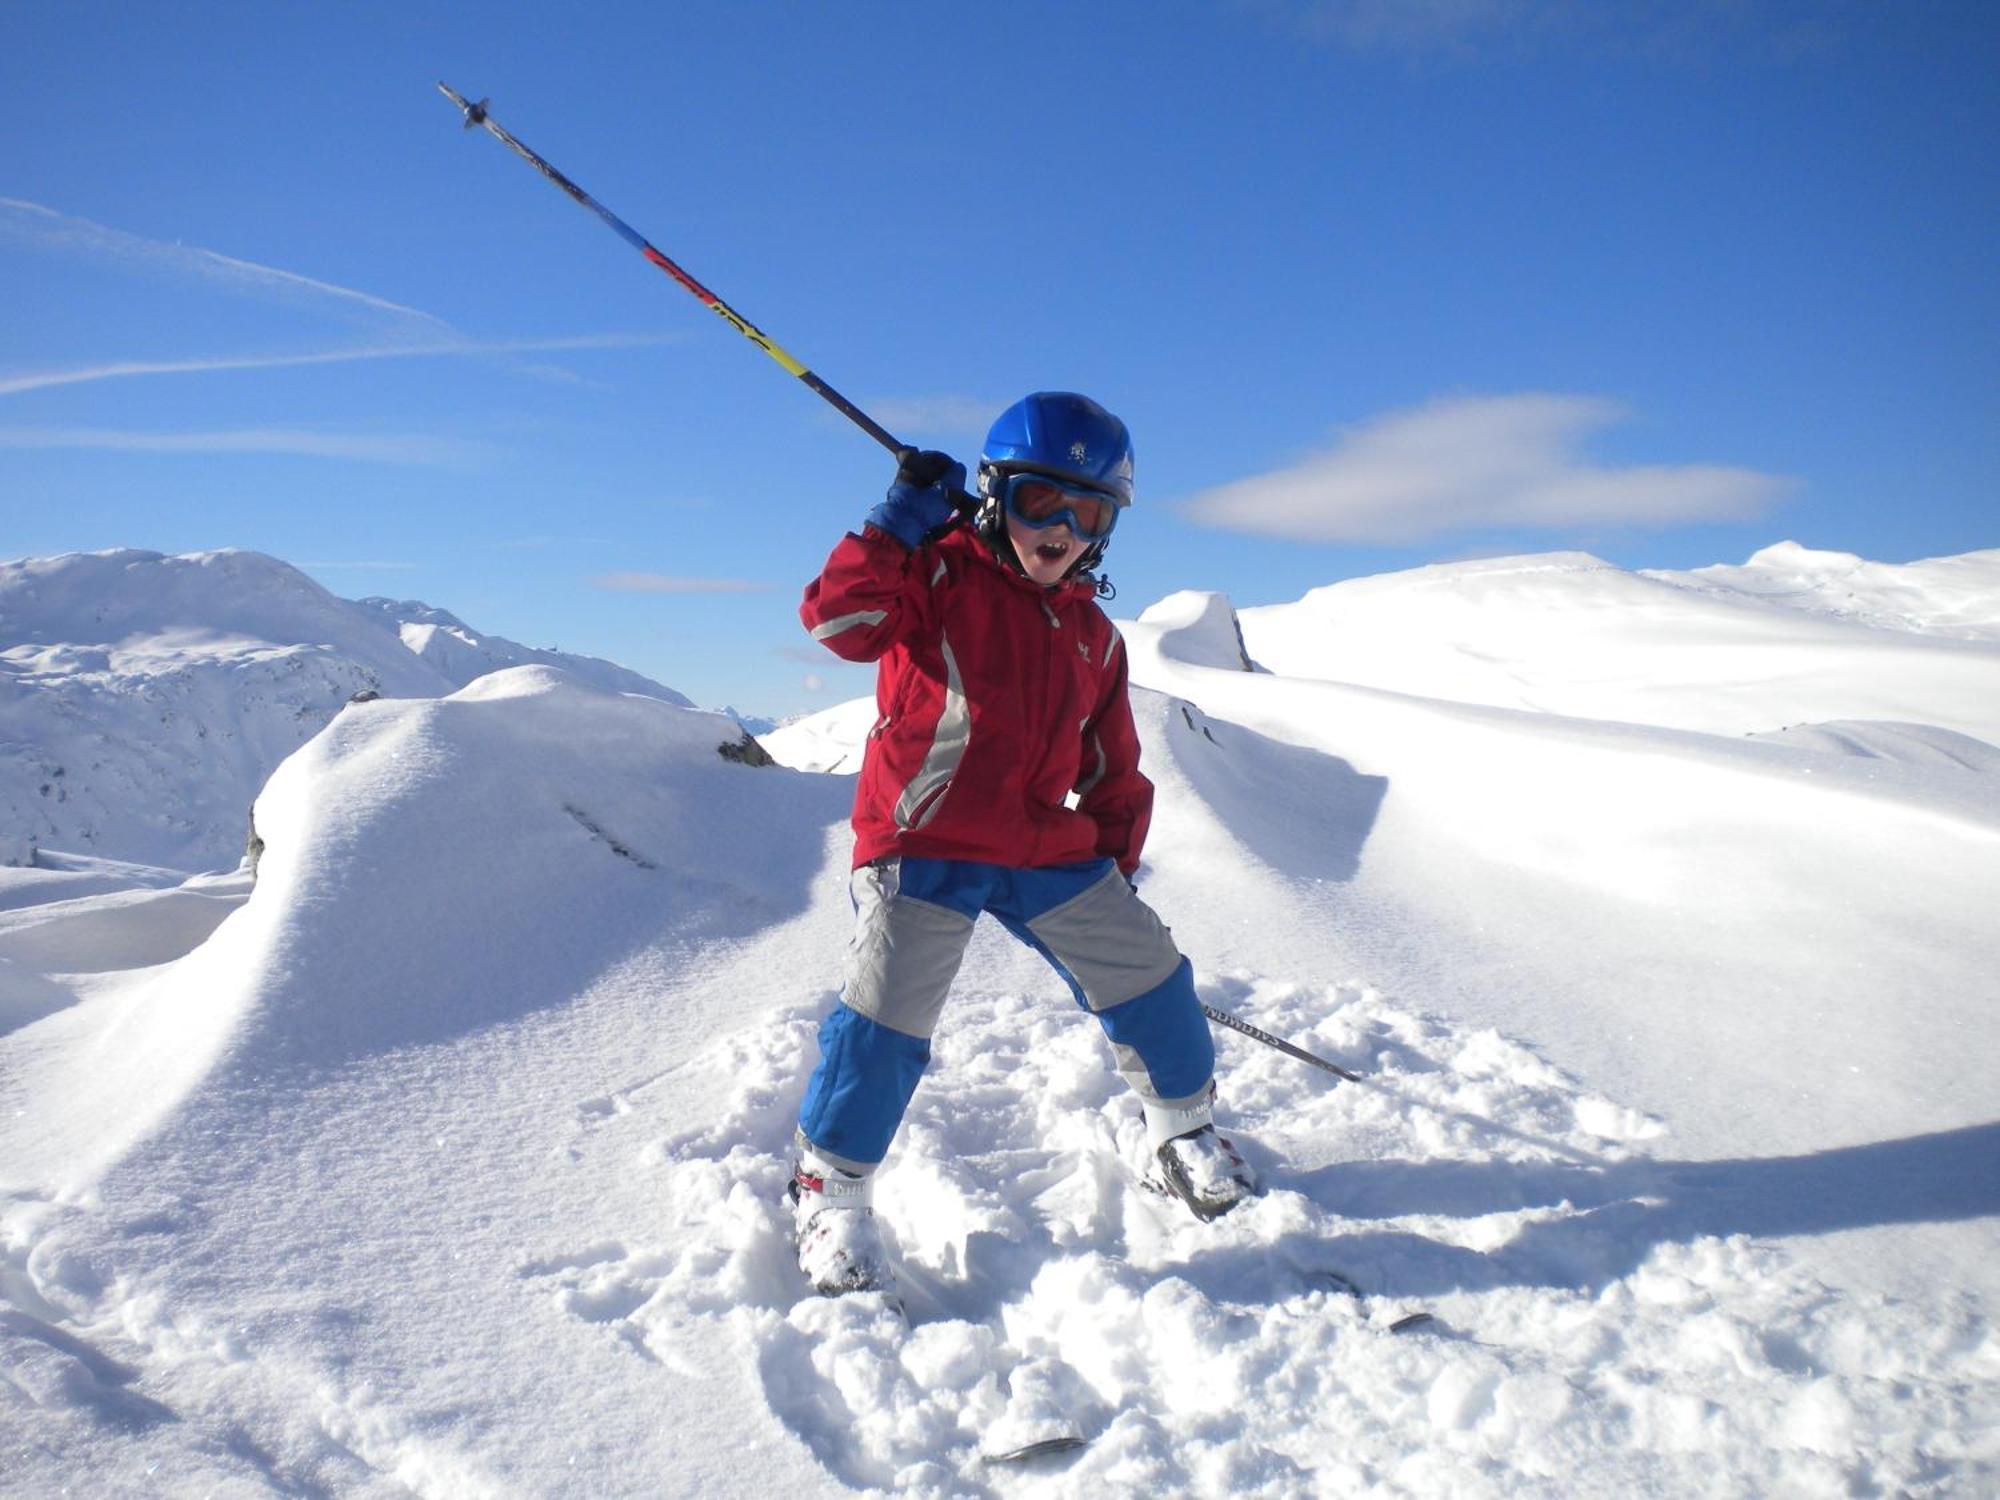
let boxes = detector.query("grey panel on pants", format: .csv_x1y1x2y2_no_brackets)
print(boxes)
843,861,976,1040
1026,867,1184,1011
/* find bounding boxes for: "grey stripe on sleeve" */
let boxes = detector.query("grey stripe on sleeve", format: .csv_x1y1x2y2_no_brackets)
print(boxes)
811,609,889,640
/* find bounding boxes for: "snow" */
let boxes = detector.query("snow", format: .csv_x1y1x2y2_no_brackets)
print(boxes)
0,548,690,871
1234,546,2000,743
3,543,1997,1496
763,695,885,775
1655,540,2000,641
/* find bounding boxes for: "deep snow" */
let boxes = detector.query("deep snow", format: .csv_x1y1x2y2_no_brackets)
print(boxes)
2,543,1996,1497
0,548,690,871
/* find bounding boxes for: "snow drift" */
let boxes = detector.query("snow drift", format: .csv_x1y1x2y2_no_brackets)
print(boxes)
0,548,690,871
1234,546,2000,743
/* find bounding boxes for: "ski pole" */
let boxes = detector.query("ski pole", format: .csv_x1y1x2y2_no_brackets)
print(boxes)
436,82,927,470
1203,1004,1364,1082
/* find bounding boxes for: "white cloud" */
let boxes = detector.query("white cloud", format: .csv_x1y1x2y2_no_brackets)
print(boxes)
0,196,455,334
775,643,868,668
588,573,772,594
1180,394,1794,544
0,425,491,467
860,395,1001,442
0,335,666,399
1264,0,1835,60
0,198,671,397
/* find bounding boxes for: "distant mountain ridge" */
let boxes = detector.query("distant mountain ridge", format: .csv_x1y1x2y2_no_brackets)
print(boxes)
1649,540,2000,641
1233,541,2000,745
1,548,690,870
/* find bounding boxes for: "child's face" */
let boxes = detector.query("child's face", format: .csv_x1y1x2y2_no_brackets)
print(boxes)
1007,513,1082,587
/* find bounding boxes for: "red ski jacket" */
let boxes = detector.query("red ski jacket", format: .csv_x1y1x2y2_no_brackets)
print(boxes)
802,524,1153,875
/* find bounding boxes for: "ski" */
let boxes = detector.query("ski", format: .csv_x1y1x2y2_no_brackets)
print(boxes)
1308,1268,1439,1335
983,1435,1089,1465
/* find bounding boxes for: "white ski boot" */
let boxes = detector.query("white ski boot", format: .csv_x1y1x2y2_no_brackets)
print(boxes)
790,1149,894,1296
1146,1125,1259,1222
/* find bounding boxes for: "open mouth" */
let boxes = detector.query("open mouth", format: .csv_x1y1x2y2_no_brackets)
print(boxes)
1034,540,1073,565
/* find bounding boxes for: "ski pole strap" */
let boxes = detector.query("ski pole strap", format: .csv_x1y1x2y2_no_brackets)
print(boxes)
437,82,904,456
1201,1004,1364,1082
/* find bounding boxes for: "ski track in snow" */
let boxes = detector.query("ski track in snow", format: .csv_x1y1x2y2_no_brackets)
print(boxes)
523,967,1993,1498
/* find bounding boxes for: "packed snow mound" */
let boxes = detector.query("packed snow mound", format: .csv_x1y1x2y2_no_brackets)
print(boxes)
1124,606,2000,1166
232,666,818,1073
761,693,883,773
1132,590,1256,671
1653,540,2000,641
0,848,198,913
1236,548,2000,744
1745,718,2000,771
0,548,690,870
0,666,839,1193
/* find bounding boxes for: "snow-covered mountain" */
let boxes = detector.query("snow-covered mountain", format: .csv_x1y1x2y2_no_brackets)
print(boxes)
1656,539,2000,641
2,543,1995,1496
0,548,690,870
1229,543,2000,743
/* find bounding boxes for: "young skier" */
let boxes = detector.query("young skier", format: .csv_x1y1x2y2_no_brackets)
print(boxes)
791,391,1257,1294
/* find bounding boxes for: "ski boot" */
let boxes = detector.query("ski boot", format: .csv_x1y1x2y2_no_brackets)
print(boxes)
1146,1124,1259,1222
789,1148,894,1296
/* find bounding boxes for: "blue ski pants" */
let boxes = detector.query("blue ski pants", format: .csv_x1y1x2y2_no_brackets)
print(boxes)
797,856,1216,1172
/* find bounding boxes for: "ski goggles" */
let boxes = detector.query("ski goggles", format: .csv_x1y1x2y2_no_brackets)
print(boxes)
998,472,1122,540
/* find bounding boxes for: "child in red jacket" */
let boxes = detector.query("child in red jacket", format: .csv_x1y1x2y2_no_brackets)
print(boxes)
792,392,1255,1295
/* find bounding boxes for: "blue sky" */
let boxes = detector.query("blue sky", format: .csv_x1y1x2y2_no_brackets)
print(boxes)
4,1,1994,718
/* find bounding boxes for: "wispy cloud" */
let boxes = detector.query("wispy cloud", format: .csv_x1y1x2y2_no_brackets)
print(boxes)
0,197,672,397
856,395,1001,441
0,334,666,399
588,572,774,594
0,425,493,467
1260,0,1842,61
1180,394,1795,544
0,196,455,335
774,643,869,668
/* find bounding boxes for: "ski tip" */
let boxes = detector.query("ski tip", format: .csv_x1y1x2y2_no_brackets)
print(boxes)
1389,1311,1440,1335
983,1435,1088,1465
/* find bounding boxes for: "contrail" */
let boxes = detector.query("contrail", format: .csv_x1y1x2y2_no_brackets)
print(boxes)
0,195,455,333
0,334,667,398
0,425,495,467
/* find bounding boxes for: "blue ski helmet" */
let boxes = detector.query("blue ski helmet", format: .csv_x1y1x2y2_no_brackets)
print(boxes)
975,392,1133,577
978,391,1134,504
